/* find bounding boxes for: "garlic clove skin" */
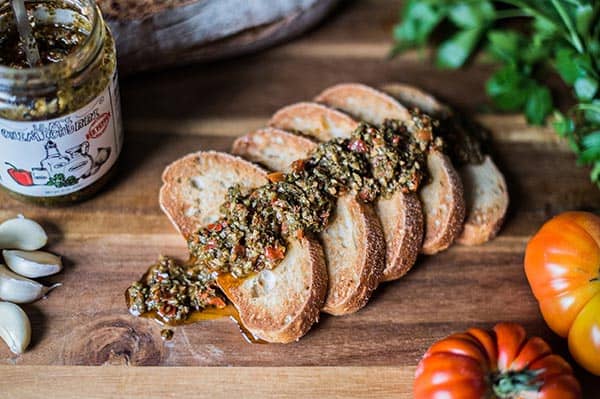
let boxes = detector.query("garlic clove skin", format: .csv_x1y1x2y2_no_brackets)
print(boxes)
0,264,60,303
0,301,31,355
0,215,48,250
3,250,63,278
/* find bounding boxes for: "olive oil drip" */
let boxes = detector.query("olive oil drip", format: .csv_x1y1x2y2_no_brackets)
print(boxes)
126,116,436,343
144,303,266,345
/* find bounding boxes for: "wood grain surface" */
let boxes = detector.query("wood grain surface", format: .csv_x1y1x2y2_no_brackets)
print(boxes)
1,0,599,397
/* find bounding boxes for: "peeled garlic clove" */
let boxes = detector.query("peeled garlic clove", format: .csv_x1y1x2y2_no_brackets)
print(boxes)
3,250,62,278
0,215,48,250
0,301,31,355
0,264,60,303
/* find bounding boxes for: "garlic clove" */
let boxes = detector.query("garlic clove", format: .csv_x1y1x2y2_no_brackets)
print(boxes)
0,264,60,303
3,250,63,278
0,301,31,355
0,215,48,250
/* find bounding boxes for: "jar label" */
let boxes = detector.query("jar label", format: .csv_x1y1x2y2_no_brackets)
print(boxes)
0,73,123,198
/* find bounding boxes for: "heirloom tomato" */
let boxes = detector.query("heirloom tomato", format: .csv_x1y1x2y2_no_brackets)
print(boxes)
414,323,581,399
525,211,600,375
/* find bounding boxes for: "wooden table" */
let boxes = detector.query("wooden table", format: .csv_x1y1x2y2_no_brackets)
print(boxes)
1,0,599,397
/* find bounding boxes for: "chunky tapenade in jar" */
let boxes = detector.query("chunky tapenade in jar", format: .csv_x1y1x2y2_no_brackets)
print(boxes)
0,0,122,205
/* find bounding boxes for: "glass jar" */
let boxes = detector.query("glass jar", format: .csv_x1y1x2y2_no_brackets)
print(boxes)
0,0,122,206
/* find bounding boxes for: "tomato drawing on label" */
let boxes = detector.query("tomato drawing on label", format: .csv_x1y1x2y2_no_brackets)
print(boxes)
4,163,34,186
4,140,112,188
87,112,111,140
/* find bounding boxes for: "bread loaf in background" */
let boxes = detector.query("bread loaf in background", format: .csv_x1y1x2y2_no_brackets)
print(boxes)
97,0,341,73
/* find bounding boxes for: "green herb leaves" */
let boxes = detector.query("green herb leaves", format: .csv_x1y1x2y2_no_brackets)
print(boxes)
448,1,495,29
392,0,600,187
46,174,78,188
392,0,445,54
435,1,496,67
526,85,553,125
437,29,482,68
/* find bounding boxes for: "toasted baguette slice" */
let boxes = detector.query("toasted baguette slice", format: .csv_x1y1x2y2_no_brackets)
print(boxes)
380,83,452,118
270,102,360,140
232,128,386,314
268,103,422,281
381,83,508,245
159,151,327,343
315,83,465,255
455,155,509,245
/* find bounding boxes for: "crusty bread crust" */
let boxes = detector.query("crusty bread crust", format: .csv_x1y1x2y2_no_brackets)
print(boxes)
159,151,327,343
232,128,386,315
456,156,509,245
377,192,424,281
325,197,385,313
97,0,195,20
315,83,412,124
269,102,359,141
381,83,508,246
420,149,466,254
380,83,452,117
315,83,465,255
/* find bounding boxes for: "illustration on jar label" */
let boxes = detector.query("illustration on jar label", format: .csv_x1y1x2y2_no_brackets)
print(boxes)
5,140,112,188
0,74,122,197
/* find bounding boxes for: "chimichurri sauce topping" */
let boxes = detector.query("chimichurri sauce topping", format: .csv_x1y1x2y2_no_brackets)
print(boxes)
127,116,435,324
418,109,485,166
126,256,227,324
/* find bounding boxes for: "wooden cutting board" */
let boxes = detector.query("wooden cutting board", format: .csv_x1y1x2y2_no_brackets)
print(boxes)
1,0,599,397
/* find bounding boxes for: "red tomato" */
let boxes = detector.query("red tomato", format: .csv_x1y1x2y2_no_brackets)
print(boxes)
414,323,581,399
525,211,600,375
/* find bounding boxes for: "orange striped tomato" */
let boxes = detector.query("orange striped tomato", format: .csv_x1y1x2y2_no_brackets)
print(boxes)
525,211,600,375
414,323,581,399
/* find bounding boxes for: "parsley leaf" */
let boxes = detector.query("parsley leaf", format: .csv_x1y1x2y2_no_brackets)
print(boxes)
392,0,600,187
448,1,495,29
437,29,483,68
525,85,553,125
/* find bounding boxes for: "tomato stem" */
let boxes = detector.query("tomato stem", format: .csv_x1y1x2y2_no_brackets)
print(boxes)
492,369,543,398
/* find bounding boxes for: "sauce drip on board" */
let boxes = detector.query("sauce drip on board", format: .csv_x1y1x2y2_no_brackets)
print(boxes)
136,300,266,344
125,257,266,344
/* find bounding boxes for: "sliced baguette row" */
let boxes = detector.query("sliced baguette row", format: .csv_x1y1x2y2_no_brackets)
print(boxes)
232,128,386,316
380,83,509,245
158,83,509,343
268,102,423,282
314,83,466,256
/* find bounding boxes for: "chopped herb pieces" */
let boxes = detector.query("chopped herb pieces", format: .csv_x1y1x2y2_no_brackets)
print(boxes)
189,117,431,279
125,256,226,324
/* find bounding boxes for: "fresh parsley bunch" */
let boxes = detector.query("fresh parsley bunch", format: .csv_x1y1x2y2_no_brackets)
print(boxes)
393,0,600,185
